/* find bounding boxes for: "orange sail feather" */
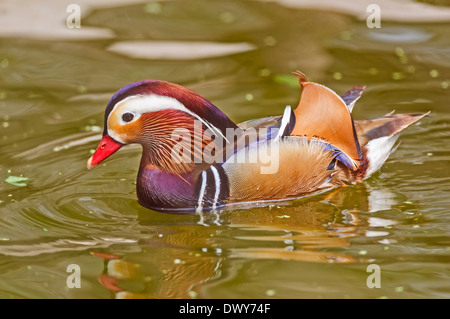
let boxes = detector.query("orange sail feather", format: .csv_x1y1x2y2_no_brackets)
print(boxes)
290,71,361,170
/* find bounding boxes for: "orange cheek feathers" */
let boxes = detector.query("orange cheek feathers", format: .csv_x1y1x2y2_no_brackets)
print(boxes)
107,113,143,144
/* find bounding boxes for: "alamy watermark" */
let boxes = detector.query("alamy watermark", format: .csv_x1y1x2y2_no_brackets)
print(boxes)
170,120,281,174
66,263,81,288
66,4,81,29
366,264,381,288
366,4,381,29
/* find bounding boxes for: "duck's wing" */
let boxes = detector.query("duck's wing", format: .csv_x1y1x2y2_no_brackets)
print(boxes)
289,71,362,170
341,86,366,113
237,105,297,141
236,74,367,171
237,115,281,130
221,137,335,203
224,105,296,162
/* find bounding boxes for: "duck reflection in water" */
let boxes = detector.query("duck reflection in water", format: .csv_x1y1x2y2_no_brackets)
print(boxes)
93,183,401,298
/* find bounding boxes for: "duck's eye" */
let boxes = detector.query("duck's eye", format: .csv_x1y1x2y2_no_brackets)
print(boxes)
122,112,134,123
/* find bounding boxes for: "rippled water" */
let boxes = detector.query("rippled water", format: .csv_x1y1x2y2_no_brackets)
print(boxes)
0,0,449,299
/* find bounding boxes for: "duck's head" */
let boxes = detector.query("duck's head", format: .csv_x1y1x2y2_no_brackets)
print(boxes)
87,80,237,175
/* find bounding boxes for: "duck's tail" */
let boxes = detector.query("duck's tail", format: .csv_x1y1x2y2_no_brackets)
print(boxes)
355,112,429,179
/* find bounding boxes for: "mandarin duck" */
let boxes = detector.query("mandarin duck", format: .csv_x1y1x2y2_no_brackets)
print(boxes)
87,72,427,213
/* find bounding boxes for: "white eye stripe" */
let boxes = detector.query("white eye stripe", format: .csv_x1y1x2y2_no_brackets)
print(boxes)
110,94,184,117
108,94,228,143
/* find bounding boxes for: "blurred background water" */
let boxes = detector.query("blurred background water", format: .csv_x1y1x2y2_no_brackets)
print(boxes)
0,0,449,298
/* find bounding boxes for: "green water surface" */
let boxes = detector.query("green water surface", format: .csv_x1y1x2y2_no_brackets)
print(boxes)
0,0,449,298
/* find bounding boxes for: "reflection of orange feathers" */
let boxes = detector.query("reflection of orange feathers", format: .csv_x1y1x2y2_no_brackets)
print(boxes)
290,71,361,170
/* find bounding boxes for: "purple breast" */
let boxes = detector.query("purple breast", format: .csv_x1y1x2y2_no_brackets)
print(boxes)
136,166,198,213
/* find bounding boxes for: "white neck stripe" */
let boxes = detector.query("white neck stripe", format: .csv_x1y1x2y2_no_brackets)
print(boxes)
210,166,221,209
196,170,207,213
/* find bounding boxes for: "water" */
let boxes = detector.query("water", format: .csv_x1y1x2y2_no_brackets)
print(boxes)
0,0,449,299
